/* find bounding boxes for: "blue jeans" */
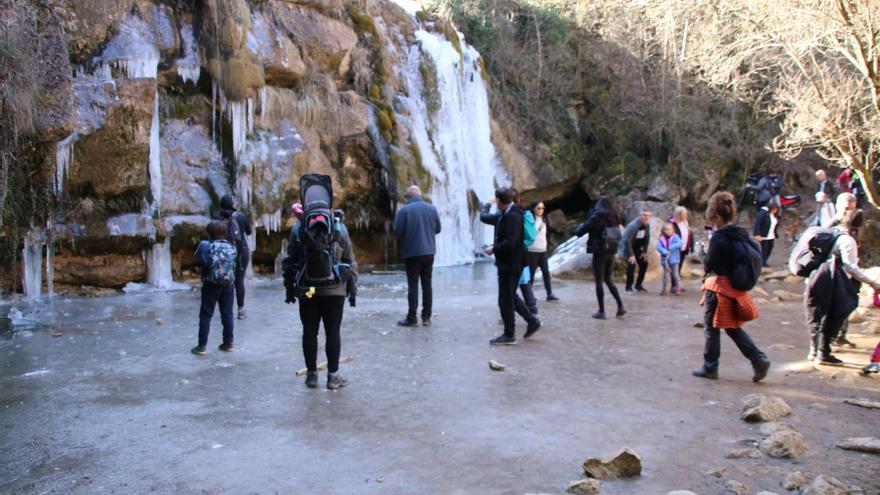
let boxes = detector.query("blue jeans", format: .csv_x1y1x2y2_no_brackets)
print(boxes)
198,282,235,347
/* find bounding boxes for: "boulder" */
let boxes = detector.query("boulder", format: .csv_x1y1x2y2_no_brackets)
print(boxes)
725,480,750,495
781,471,808,491
760,429,807,459
69,79,156,200
488,360,506,371
764,270,790,281
704,466,727,478
582,448,641,479
844,398,880,410
740,395,792,422
772,290,802,302
753,287,769,297
247,9,307,85
726,448,763,459
566,479,601,495
160,120,229,215
800,475,849,495
270,1,358,75
645,175,683,203
758,422,795,436
836,437,880,454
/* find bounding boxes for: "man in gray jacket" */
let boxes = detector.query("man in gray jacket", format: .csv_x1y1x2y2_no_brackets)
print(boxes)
622,210,652,294
395,185,441,327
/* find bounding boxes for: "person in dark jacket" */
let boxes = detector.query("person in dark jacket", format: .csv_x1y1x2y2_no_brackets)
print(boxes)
484,187,541,345
621,210,652,294
752,202,779,267
575,198,625,319
394,185,441,327
815,169,835,198
284,196,358,390
191,221,237,356
693,192,770,382
219,195,253,320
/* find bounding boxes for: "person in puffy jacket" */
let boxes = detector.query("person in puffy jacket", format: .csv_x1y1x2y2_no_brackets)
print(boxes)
693,192,770,383
656,223,682,296
575,198,625,320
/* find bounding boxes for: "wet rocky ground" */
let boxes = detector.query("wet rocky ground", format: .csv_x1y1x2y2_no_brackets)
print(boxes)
1,261,879,494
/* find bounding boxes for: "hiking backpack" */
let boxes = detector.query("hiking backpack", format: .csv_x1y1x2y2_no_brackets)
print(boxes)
728,236,763,291
601,226,622,255
523,211,537,248
292,174,343,290
788,226,841,277
205,240,237,285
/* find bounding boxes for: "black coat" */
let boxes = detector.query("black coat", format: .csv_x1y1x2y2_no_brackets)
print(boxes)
752,208,778,238
703,225,752,277
575,204,616,254
492,205,526,272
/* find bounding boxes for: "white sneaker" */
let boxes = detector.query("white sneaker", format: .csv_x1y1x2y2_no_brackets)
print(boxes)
237,307,247,320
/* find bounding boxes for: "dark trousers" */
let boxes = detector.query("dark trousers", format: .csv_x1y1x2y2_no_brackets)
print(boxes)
592,253,623,313
299,295,345,373
760,240,774,267
498,269,534,336
520,277,537,314
805,301,846,359
404,255,434,321
527,251,553,295
198,282,235,347
702,291,767,370
234,250,250,308
625,254,648,290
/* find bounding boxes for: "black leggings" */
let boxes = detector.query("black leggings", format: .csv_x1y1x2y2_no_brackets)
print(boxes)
299,296,345,373
234,250,250,308
592,253,622,313
527,251,553,295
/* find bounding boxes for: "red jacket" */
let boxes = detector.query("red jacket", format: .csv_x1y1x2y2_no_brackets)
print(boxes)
702,276,760,329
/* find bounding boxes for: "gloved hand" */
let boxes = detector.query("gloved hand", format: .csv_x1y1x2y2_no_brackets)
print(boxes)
285,294,297,305
348,295,356,307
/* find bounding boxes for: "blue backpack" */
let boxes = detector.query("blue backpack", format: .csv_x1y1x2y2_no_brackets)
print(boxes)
205,240,237,285
729,237,762,291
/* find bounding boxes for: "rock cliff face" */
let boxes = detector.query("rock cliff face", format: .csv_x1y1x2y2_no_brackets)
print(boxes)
2,0,535,294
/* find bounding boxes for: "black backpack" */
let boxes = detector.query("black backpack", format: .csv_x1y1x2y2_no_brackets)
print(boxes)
728,236,763,291
293,174,341,290
601,226,622,255
789,226,840,277
225,216,247,254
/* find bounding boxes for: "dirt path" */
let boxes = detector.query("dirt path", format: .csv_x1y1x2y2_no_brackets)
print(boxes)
1,259,878,494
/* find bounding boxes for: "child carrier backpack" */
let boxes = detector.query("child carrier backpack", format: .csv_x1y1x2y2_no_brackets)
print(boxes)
206,240,237,285
789,226,841,277
292,174,342,290
728,236,762,291
523,211,537,248
601,226,622,255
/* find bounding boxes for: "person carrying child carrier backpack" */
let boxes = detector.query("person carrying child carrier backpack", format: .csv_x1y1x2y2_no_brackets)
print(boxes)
790,192,880,366
575,197,625,320
218,195,252,320
692,192,770,383
282,174,358,390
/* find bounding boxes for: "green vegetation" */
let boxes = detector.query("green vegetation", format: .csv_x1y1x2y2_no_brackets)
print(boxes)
418,52,441,117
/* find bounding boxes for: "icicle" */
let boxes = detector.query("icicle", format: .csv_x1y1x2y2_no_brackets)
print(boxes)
45,220,54,298
54,133,78,197
259,210,282,235
96,13,160,79
176,24,201,84
229,100,247,158
146,238,173,289
22,229,44,300
212,80,217,141
260,87,269,124
247,97,255,135
274,239,288,276
148,91,161,212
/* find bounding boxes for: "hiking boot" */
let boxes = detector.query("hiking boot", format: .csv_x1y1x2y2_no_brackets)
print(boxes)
327,373,349,390
397,318,418,327
616,308,627,319
692,367,718,380
218,343,234,352
860,362,879,375
592,311,606,320
421,318,432,327
624,288,637,295
635,286,648,293
660,289,668,296
490,334,517,346
191,345,207,356
816,355,845,366
752,360,771,383
237,307,247,320
547,294,559,301
305,371,319,389
524,319,542,339
835,337,856,348
806,345,817,361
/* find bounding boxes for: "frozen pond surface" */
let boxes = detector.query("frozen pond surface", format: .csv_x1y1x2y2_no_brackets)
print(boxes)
1,264,879,494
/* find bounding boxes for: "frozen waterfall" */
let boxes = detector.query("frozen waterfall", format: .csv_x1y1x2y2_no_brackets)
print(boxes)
400,28,509,266
22,230,44,300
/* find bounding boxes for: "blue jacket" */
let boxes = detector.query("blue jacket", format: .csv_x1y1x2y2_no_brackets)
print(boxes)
657,234,683,265
394,197,441,259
